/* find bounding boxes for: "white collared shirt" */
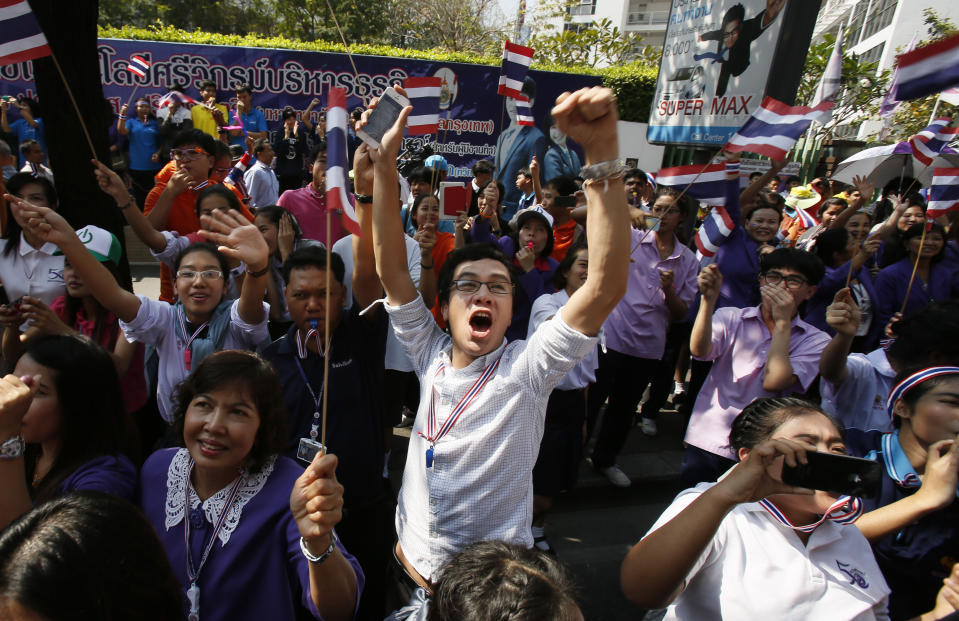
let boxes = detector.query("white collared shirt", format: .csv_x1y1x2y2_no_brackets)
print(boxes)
648,482,890,620
0,233,64,309
243,159,279,208
385,296,597,580
528,289,599,390
821,348,896,434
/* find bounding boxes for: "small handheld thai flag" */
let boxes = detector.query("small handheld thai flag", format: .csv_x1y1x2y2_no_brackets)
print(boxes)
326,87,362,237
895,32,959,102
908,117,958,167
795,206,819,229
724,97,833,160
515,95,534,126
157,90,197,108
497,40,534,99
403,77,441,136
0,0,51,66
127,54,150,79
656,162,728,206
928,167,959,219
695,205,735,262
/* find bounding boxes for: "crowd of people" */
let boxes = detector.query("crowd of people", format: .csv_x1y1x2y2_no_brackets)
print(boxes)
0,78,958,621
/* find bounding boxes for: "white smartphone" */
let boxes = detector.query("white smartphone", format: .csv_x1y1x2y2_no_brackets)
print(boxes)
356,87,410,149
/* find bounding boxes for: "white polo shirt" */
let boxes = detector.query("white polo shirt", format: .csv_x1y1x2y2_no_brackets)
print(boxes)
647,482,891,620
0,234,64,311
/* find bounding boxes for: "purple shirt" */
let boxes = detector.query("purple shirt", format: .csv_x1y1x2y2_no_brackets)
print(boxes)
276,185,348,246
138,448,364,621
57,454,137,499
715,227,762,309
874,257,959,331
605,228,698,359
804,261,881,351
685,306,831,459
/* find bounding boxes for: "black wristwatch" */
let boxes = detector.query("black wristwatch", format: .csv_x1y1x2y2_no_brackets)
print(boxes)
354,193,373,204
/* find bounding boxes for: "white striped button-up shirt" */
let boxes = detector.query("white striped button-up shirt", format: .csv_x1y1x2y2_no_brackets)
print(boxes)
385,296,597,580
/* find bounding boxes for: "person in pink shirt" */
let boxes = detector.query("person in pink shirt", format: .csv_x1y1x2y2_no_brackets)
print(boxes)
683,248,831,485
587,187,699,488
276,143,348,247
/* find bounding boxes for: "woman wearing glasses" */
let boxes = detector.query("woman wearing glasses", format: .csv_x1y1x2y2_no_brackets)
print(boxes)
5,193,270,426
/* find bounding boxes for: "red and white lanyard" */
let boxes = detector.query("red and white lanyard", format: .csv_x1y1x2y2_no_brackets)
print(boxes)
759,495,863,533
178,306,210,371
417,358,500,468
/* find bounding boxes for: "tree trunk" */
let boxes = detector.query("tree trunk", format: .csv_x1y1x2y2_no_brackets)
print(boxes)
29,0,133,289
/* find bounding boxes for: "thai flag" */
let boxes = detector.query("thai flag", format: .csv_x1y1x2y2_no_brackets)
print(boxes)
880,33,917,119
404,76,441,136
909,117,958,167
695,205,735,262
515,95,534,126
157,90,197,108
795,206,819,228
497,40,534,99
0,0,52,66
127,54,150,79
895,32,959,102
724,97,834,160
810,27,843,123
325,87,362,237
927,167,959,219
656,162,727,205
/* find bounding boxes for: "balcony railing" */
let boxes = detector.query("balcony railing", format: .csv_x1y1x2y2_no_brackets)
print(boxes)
627,10,668,25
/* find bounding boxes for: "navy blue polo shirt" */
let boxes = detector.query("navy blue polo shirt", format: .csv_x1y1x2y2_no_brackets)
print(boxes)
846,429,959,620
261,301,387,507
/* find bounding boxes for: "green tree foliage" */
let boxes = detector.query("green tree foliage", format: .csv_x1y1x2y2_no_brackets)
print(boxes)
886,8,957,140
797,32,889,142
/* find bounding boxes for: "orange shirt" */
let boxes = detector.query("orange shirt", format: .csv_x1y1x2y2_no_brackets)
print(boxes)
144,162,253,302
551,219,580,262
429,232,456,329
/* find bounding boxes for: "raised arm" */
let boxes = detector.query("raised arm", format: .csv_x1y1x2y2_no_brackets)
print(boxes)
530,155,544,205
690,265,721,358
116,104,130,136
761,285,798,391
351,144,384,314
739,158,784,208
92,159,167,251
0,374,40,530
553,87,629,337
197,209,269,325
7,196,142,322
363,91,419,306
819,288,860,384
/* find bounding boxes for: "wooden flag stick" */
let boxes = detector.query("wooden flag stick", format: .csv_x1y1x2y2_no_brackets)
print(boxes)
49,52,96,160
899,223,929,315
321,206,332,448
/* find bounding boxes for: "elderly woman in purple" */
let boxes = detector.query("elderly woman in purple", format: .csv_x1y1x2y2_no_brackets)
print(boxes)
0,334,136,531
137,350,363,621
875,223,959,332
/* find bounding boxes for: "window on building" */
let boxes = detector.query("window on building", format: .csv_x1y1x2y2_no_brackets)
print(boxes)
568,0,596,17
564,21,592,33
846,0,868,46
627,0,648,24
862,0,896,40
859,41,885,66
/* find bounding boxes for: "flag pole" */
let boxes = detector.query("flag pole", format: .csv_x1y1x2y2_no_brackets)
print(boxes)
323,0,366,107
124,84,141,111
321,206,332,449
48,52,97,160
928,94,943,125
899,223,929,315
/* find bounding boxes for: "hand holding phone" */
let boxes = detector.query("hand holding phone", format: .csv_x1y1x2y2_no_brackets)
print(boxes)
357,87,410,149
781,451,881,498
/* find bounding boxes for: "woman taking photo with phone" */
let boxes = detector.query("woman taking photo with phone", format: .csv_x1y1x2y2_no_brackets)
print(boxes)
621,397,892,619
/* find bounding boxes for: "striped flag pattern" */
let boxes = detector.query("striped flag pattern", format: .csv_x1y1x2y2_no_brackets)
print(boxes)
325,87,362,237
927,167,959,219
158,90,197,108
908,118,958,166
515,95,534,126
880,33,917,119
724,97,834,160
810,27,843,123
403,76,442,136
695,205,735,261
127,54,150,79
497,40,534,99
0,0,51,66
656,162,728,205
895,32,959,102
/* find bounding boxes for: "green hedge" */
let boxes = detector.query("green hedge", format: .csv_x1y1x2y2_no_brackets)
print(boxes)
99,25,657,123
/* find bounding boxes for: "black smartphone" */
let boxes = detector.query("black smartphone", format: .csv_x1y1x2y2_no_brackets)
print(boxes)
781,451,881,499
554,195,577,208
